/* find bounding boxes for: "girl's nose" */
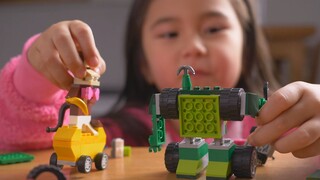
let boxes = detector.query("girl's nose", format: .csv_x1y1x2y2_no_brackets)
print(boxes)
182,36,207,58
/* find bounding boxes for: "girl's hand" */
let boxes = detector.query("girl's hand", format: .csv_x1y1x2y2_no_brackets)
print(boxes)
28,20,106,90
248,81,320,158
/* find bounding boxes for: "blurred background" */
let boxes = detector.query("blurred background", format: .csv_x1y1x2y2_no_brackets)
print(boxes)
0,0,319,115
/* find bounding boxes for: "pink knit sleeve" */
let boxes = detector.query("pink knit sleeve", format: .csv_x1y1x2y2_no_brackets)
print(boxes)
0,35,67,151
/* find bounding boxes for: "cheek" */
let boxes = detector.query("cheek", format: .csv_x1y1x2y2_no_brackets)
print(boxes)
144,47,181,90
220,54,242,87
149,61,181,90
212,40,242,87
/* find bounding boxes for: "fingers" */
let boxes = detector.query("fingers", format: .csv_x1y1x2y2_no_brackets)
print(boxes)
248,89,314,146
292,138,320,158
95,57,106,75
65,20,106,76
69,21,99,68
31,35,73,90
51,23,86,78
273,117,320,154
256,82,306,126
248,82,320,158
45,52,73,90
27,20,106,89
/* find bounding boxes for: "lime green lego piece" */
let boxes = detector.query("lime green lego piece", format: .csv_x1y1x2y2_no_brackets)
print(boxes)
179,95,221,138
176,159,206,177
0,152,34,165
208,145,235,162
206,161,232,179
179,143,208,160
124,146,132,157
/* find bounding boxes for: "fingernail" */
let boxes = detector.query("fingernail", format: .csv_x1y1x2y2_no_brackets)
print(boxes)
94,67,100,74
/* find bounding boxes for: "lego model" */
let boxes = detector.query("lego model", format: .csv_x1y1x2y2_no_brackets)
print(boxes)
46,67,108,173
111,138,124,158
0,152,34,165
148,65,268,179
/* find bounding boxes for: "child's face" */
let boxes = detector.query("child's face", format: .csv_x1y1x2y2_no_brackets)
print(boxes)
142,0,243,90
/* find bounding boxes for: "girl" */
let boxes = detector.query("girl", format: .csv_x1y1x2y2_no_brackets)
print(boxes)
0,0,319,159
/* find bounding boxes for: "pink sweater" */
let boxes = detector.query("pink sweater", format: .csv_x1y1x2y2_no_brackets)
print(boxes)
0,35,255,151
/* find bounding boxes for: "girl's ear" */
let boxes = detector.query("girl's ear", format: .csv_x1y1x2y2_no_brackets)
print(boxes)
140,61,154,84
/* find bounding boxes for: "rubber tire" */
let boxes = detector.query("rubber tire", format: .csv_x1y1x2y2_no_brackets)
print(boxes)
49,152,63,169
27,164,66,180
232,146,257,178
159,88,180,119
218,88,245,121
94,152,108,170
77,156,92,173
164,142,179,173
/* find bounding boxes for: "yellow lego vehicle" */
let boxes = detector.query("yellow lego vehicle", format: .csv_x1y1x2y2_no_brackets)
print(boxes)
46,68,108,173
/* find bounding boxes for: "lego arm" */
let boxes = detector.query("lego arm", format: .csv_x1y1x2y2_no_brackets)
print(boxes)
244,93,266,118
46,102,70,132
244,82,268,118
46,97,89,132
148,94,166,152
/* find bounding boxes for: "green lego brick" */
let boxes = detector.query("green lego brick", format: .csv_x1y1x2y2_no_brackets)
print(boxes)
0,152,34,165
176,157,207,177
307,170,320,180
245,93,261,117
208,144,235,162
179,143,208,160
124,146,131,157
206,161,232,179
179,95,221,138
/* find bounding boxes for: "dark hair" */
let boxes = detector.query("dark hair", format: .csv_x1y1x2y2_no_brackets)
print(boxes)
105,0,279,143
119,0,156,106
231,0,279,94
102,0,154,145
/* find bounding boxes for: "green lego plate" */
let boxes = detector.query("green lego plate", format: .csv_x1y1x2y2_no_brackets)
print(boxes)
0,152,34,165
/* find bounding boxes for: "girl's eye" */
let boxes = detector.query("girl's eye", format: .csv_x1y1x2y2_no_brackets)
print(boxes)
159,31,178,39
205,27,222,34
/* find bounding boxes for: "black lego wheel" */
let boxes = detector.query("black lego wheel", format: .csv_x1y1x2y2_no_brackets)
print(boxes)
232,146,257,178
218,88,245,121
27,164,66,180
49,152,63,169
159,88,180,119
77,155,92,173
94,152,108,170
164,142,179,173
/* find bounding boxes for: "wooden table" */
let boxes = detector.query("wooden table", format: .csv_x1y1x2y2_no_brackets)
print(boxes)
1,147,319,180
